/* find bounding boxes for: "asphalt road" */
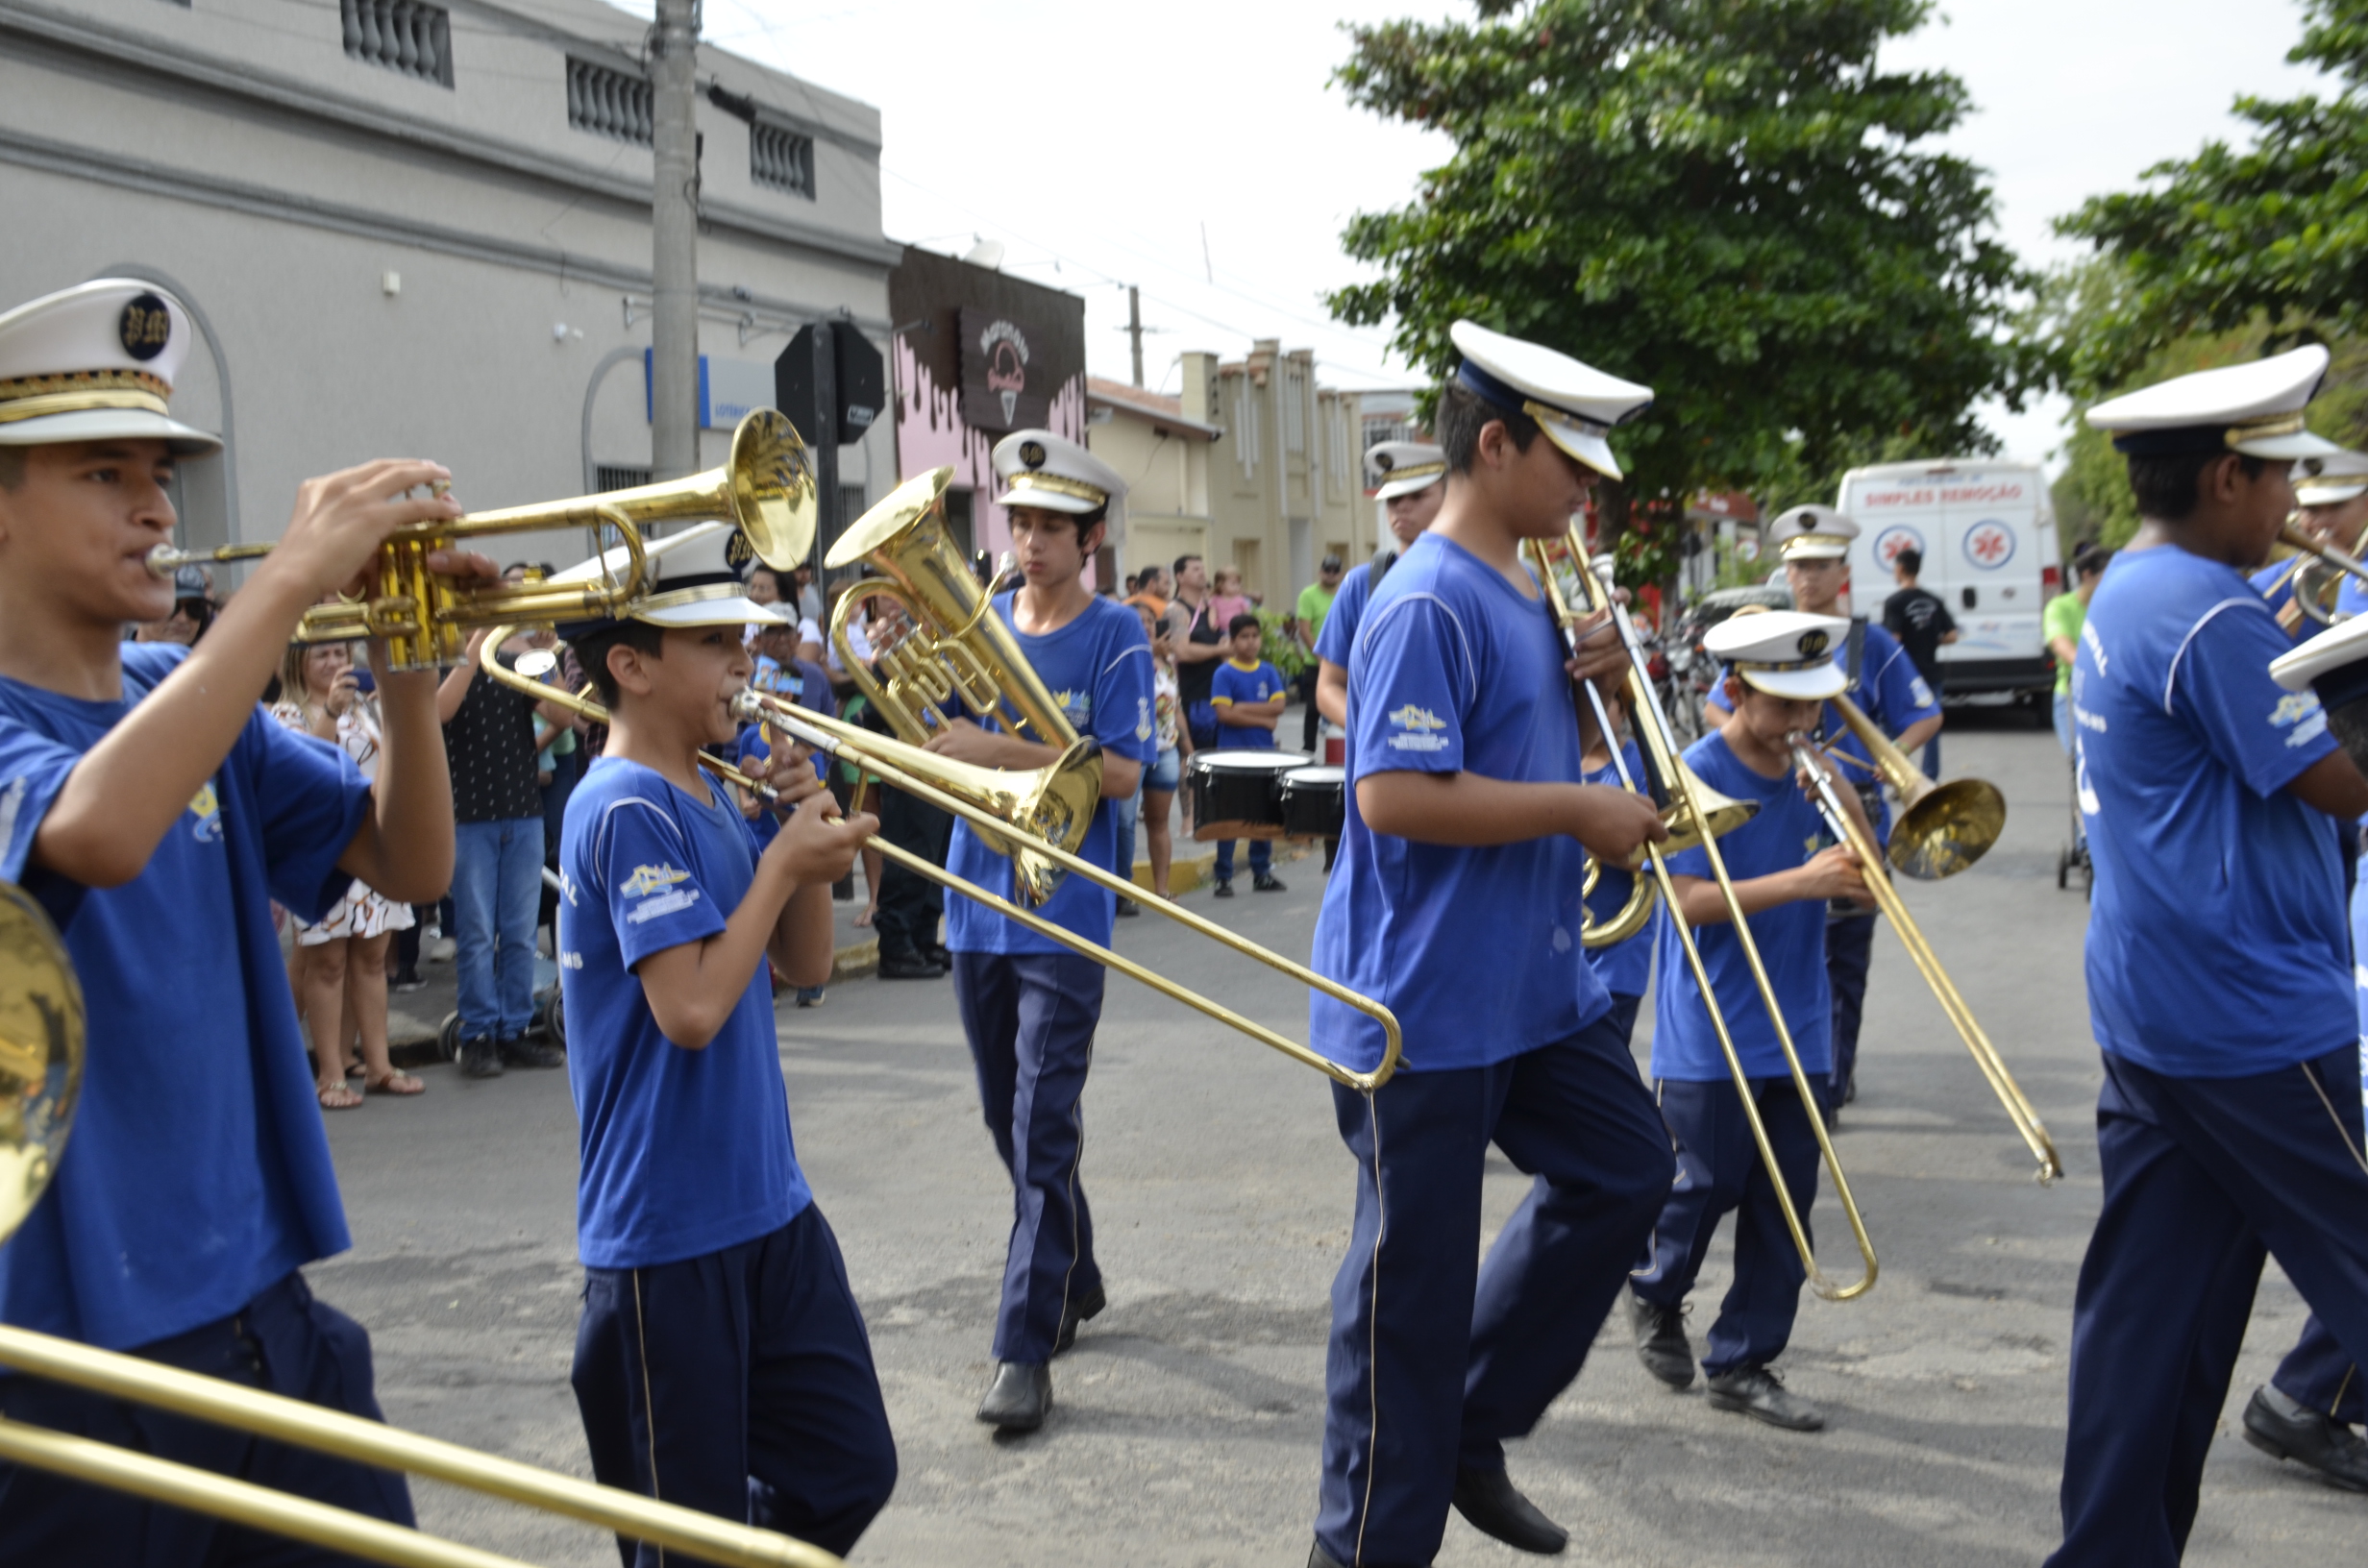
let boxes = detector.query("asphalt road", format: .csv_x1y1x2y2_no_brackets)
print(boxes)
314,712,2365,1566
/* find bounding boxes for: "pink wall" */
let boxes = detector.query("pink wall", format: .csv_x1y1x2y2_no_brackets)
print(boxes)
892,336,1091,584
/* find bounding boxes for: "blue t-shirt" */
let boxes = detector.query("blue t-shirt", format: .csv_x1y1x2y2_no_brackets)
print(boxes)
1314,559,1380,672
0,645,369,1351
946,593,1155,956
1707,618,1939,843
1211,657,1286,749
1310,532,1611,1074
730,723,826,852
2078,546,2351,1077
557,757,809,1268
1649,729,1834,1081
1582,740,1655,1000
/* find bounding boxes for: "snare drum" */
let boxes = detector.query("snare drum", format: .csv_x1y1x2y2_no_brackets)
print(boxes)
1186,750,1307,842
1279,765,1345,840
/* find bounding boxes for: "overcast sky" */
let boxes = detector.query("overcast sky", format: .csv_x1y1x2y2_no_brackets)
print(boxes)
677,0,2328,472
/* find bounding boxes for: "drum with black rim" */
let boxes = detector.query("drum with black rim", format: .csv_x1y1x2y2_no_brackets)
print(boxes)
1186,750,1307,842
1279,765,1345,841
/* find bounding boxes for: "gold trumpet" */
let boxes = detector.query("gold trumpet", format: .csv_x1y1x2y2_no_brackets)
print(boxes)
1555,538,1879,1302
1790,732,2061,1183
1823,694,2007,881
0,882,841,1568
475,639,1404,1090
825,467,1074,748
148,410,817,671
2268,519,2368,630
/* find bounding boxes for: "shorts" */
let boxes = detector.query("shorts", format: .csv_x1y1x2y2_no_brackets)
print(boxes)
1146,746,1180,792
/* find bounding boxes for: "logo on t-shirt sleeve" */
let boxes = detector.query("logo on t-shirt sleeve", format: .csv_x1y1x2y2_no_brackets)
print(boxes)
2272,691,2330,748
1385,704,1451,752
619,863,702,922
186,781,223,845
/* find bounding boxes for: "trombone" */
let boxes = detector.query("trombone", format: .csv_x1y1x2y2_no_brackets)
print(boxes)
1538,529,1878,1302
1793,714,2061,1183
147,409,817,670
477,637,1406,1092
0,882,841,1568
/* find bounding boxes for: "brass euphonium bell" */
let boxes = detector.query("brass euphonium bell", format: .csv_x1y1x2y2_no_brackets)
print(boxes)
0,882,81,1241
1825,694,2006,881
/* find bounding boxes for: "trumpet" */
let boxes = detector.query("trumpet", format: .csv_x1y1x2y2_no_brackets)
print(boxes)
148,409,817,671
0,882,842,1568
1552,535,1879,1302
1789,731,2061,1183
477,638,1406,1091
2266,519,2368,629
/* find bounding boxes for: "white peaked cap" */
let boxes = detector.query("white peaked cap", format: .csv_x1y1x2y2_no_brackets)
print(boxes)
1447,320,1651,480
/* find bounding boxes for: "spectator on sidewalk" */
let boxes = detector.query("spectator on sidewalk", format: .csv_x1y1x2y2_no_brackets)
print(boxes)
1125,563,1171,621
1880,549,1958,776
1133,601,1189,900
437,626,577,1079
1208,614,1288,897
1166,555,1229,759
853,676,952,975
1206,565,1255,632
271,641,423,1107
1293,554,1344,752
2045,544,2110,756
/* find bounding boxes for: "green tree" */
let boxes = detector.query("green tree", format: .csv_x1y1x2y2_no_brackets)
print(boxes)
1327,0,2037,576
2057,0,2368,384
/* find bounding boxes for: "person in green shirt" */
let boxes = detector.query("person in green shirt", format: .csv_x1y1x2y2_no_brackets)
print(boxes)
2045,542,2110,754
1291,553,1344,750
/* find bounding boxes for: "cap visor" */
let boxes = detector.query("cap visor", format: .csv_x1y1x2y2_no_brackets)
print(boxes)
635,596,788,628
1536,419,1621,481
0,407,221,455
2238,430,2343,460
2272,613,2368,692
1739,665,1848,700
1373,474,1443,501
994,485,1098,515
1779,542,1850,560
2298,482,2368,505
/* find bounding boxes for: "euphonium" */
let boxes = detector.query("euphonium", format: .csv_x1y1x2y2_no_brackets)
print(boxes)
149,409,818,670
824,467,1077,747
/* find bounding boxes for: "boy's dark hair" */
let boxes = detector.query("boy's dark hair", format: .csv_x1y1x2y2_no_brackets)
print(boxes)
1227,612,1261,638
2126,450,2266,522
1437,380,1541,473
571,619,667,706
2070,542,2113,578
1173,552,1202,577
1015,505,1106,553
1895,548,1923,577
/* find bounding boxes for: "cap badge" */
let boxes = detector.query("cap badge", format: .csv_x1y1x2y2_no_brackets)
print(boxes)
117,292,172,361
1374,452,1394,472
1799,629,1830,658
724,527,755,574
1019,440,1046,469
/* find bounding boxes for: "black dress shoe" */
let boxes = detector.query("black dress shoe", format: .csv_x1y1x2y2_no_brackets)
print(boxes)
1212,880,1235,898
1706,1363,1825,1432
925,944,954,970
1629,1294,1695,1389
1450,1465,1566,1556
877,952,944,980
1252,872,1288,893
458,1036,504,1080
1116,897,1141,918
975,1360,1051,1432
2243,1384,2368,1491
498,1035,564,1068
1053,1283,1107,1356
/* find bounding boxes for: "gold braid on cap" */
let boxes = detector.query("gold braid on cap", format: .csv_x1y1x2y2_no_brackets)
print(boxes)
2227,411,2308,448
1004,471,1108,506
1382,460,1445,481
631,583,760,617
0,369,172,425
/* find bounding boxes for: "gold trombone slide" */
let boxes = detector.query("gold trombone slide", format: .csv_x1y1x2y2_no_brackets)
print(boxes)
1790,729,2062,1184
477,640,1405,1091
0,883,839,1568
1542,532,1877,1302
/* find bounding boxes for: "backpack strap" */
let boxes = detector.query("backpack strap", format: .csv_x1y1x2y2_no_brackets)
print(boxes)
1367,550,1395,595
1845,615,1867,695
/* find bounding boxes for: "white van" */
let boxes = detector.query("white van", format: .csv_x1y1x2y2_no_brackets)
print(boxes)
1834,459,2060,704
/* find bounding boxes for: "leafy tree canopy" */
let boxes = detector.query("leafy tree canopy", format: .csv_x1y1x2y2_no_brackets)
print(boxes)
2057,0,2368,384
1327,0,2037,538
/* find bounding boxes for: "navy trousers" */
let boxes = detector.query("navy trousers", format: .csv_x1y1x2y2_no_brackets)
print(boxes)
1600,992,1643,1052
570,1207,897,1565
0,1271,413,1567
2048,1044,2368,1568
1631,1074,1826,1376
1314,1017,1675,1568
952,948,1105,1364
2273,1314,2364,1425
1825,912,1876,1101
1213,836,1271,881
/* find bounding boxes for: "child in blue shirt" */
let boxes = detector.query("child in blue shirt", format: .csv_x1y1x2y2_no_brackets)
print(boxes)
555,546,894,1559
1576,679,1653,1044
1208,613,1288,894
0,278,484,1556
1627,610,1875,1435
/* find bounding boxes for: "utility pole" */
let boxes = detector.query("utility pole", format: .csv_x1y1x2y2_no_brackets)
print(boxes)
649,0,700,479
1127,285,1145,389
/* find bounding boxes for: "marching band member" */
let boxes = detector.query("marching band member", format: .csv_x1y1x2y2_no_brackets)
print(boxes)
1576,674,1653,1047
1315,439,1445,730
1305,322,1672,1566
555,528,897,1559
1626,610,1876,1432
2054,347,2368,1563
930,430,1153,1434
1705,506,1940,1117
0,280,483,1554
2253,449,2368,630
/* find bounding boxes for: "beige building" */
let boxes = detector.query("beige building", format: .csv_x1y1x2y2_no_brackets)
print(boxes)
1083,377,1221,584
1174,342,1365,607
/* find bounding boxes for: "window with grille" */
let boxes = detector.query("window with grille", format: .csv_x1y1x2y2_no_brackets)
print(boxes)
568,58,653,146
751,122,814,198
341,0,454,86
595,464,653,492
